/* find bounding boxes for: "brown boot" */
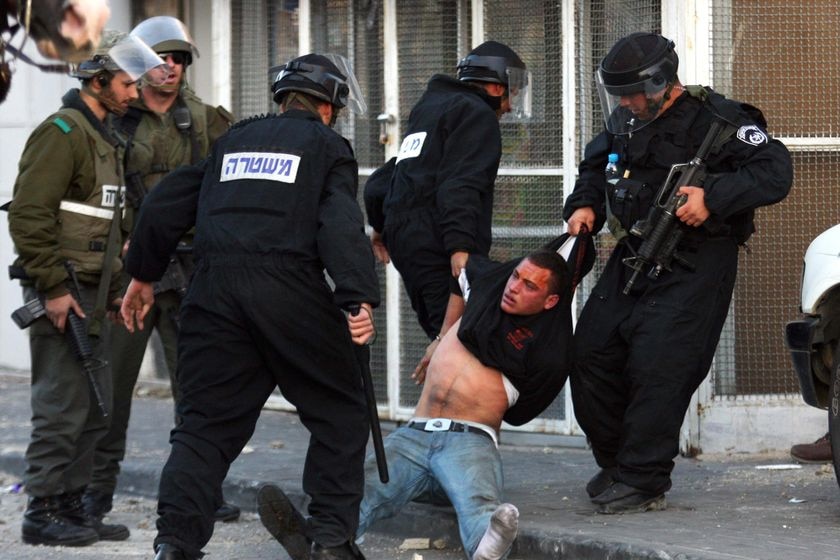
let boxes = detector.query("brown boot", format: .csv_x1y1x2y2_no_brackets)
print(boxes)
790,433,832,463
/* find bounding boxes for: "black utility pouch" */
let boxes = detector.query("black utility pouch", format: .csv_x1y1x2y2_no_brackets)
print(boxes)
609,178,652,232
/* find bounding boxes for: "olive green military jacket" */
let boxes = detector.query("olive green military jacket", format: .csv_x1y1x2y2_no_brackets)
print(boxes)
9,89,127,300
119,85,233,231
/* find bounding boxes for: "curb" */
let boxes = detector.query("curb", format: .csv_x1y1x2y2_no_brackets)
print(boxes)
0,452,704,560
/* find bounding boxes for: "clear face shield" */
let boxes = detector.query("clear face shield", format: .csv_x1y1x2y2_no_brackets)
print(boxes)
505,66,532,120
595,68,670,135
322,53,367,115
108,35,169,85
130,16,200,59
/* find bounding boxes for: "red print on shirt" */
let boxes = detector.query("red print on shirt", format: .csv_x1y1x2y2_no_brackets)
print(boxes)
506,327,534,350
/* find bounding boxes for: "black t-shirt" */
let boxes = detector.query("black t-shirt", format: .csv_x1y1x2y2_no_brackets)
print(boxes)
456,255,573,426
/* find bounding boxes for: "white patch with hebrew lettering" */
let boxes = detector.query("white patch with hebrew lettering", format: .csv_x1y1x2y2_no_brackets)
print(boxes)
736,125,768,146
100,185,124,209
396,132,427,163
220,152,301,183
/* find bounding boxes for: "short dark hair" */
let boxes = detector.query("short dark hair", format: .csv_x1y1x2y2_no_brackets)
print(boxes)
523,249,570,296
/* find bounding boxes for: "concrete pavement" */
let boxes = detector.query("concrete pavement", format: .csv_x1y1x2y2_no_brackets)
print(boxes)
1,371,838,560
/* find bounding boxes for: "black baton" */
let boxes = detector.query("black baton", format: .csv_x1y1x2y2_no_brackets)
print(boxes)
348,305,389,483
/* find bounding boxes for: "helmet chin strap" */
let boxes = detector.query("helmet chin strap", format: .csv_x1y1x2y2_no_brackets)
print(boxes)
84,82,128,117
661,80,677,101
285,91,340,127
147,80,181,93
645,81,677,119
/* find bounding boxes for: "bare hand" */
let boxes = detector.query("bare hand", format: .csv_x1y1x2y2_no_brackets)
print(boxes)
347,303,375,345
450,251,469,278
107,297,123,325
411,337,440,385
675,186,710,227
45,293,84,333
371,231,390,264
120,279,155,333
567,207,595,235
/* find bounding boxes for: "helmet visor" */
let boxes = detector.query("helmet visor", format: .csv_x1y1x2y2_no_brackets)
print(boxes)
505,66,532,120
595,69,668,135
108,35,169,84
130,16,199,58
324,53,367,115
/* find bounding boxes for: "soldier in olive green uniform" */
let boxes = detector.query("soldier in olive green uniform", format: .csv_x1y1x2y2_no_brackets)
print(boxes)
84,16,236,525
7,31,167,547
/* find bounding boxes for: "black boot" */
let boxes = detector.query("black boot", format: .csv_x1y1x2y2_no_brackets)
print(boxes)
82,487,113,518
155,543,195,559
311,541,367,560
214,501,241,522
257,484,311,560
63,488,130,541
22,494,99,546
591,482,667,514
585,467,617,498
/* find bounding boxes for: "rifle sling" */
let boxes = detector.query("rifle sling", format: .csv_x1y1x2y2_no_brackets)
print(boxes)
89,175,123,338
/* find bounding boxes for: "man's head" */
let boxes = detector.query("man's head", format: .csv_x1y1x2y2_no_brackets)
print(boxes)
271,53,366,127
72,30,167,116
596,32,679,135
500,250,570,316
457,40,531,119
130,16,198,92
16,0,111,63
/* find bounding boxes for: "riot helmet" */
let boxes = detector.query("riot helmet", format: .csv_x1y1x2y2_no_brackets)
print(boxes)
71,30,168,115
271,53,366,116
71,30,168,84
130,16,199,66
596,33,679,134
457,40,531,119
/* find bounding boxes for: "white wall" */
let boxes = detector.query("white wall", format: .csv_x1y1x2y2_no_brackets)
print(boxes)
0,1,132,370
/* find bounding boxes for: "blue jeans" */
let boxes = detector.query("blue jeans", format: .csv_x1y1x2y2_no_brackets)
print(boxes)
357,425,505,559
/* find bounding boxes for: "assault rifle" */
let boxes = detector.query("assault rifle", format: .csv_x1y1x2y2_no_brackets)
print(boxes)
154,242,194,297
9,262,109,416
622,120,725,295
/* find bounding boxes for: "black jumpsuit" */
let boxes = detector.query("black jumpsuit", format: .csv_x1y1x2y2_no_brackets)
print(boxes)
125,110,380,556
378,74,501,338
562,89,792,494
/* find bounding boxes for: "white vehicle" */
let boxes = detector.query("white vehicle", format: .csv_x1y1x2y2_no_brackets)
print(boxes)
786,224,840,483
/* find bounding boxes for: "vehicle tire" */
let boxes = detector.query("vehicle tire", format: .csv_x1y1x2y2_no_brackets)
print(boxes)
829,350,840,489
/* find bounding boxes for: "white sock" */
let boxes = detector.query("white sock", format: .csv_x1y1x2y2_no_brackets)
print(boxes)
472,503,519,560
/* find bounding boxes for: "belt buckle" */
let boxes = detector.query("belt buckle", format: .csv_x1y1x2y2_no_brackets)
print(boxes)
424,419,452,432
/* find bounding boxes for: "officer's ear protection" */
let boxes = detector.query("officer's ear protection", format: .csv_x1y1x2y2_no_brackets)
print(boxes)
96,74,110,88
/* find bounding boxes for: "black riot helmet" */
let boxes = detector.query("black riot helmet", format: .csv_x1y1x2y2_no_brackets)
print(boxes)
457,40,524,85
271,53,366,115
457,41,531,119
596,33,679,134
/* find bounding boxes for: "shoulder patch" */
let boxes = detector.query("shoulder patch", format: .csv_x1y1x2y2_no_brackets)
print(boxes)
396,131,427,163
736,125,768,146
52,117,73,134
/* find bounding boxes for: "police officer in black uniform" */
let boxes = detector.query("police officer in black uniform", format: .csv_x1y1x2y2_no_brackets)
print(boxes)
563,33,792,513
365,41,530,340
119,53,379,560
